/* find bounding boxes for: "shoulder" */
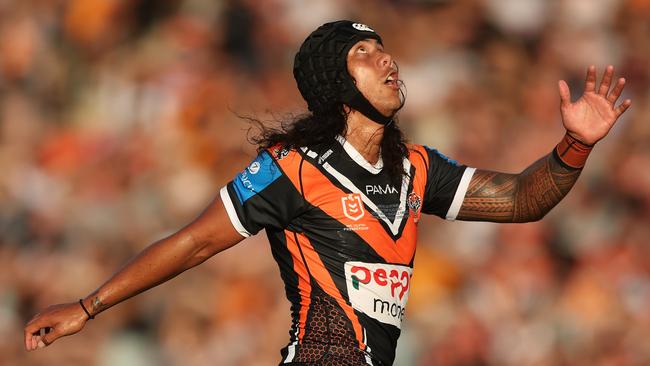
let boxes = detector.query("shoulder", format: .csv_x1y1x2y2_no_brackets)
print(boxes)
405,144,430,179
262,144,306,178
406,143,429,166
406,144,427,158
410,144,461,167
405,144,464,174
265,144,294,161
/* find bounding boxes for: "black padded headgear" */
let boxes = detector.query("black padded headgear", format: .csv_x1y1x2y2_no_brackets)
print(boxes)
293,20,394,125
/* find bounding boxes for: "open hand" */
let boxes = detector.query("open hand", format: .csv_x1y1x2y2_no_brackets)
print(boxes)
558,65,632,145
24,302,88,351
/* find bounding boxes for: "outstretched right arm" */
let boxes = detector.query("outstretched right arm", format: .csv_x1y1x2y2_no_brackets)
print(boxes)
24,195,244,351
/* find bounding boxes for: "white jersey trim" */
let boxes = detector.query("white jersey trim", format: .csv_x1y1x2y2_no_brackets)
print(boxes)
363,328,374,365
220,186,251,237
336,135,384,174
445,167,476,221
283,324,299,363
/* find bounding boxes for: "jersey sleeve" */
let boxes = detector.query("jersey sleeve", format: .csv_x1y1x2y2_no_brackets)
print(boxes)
421,147,476,220
220,150,305,237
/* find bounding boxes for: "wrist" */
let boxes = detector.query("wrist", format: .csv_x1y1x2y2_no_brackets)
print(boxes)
554,132,594,169
565,131,596,147
79,299,95,320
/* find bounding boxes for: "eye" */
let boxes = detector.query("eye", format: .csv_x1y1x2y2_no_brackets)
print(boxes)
357,46,367,53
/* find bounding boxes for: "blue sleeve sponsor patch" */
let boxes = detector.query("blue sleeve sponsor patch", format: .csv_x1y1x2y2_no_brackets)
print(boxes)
232,151,283,204
425,146,460,166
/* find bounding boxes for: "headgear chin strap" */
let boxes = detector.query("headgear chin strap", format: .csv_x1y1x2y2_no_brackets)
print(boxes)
293,20,397,125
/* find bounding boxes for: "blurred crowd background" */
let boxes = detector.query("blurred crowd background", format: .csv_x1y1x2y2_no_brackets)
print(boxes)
1,0,649,365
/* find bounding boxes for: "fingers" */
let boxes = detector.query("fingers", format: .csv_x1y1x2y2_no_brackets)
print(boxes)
24,316,53,351
42,326,63,347
25,321,56,351
607,77,626,103
25,326,54,351
615,99,632,117
27,332,44,351
24,302,87,351
25,328,43,351
558,80,571,107
24,320,43,351
598,65,614,95
584,65,597,93
40,327,52,346
24,326,31,350
33,334,47,349
585,64,630,108
598,65,630,111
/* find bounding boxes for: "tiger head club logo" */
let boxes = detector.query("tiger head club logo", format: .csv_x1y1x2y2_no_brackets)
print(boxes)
407,192,422,222
342,193,364,221
273,147,289,160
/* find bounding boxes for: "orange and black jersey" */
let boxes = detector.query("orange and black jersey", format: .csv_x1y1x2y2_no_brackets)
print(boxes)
220,136,475,366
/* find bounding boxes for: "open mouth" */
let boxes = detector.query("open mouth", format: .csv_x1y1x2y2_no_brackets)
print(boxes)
384,71,399,89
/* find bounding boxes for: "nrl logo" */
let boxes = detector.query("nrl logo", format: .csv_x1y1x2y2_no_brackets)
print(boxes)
342,193,365,221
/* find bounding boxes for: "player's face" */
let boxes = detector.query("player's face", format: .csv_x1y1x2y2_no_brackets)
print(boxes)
346,39,401,118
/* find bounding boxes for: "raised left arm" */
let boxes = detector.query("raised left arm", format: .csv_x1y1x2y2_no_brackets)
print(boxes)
457,65,631,223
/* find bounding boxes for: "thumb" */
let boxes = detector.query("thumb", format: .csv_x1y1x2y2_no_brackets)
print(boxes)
558,80,571,107
41,326,64,347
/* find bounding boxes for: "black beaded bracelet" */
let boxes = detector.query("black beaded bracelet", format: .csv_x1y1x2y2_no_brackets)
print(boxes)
79,299,94,320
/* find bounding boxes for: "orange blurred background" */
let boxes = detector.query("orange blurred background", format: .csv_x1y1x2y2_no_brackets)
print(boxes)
2,0,649,365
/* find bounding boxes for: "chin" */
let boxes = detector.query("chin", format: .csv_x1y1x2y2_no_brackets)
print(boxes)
384,100,403,116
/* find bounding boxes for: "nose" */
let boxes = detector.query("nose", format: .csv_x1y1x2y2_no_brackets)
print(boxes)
378,51,394,70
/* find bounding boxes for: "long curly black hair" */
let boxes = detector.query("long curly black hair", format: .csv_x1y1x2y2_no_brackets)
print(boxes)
247,105,409,185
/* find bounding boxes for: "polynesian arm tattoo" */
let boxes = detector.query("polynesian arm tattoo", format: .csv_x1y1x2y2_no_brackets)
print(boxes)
456,152,582,222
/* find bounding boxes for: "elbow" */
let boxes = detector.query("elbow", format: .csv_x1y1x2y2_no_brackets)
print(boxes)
529,212,547,223
517,210,549,223
511,206,551,223
511,183,558,223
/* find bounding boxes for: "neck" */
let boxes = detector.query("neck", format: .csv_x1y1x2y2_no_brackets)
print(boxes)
344,110,386,165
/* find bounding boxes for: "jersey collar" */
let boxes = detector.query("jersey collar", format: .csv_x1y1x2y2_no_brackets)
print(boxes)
335,135,383,174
